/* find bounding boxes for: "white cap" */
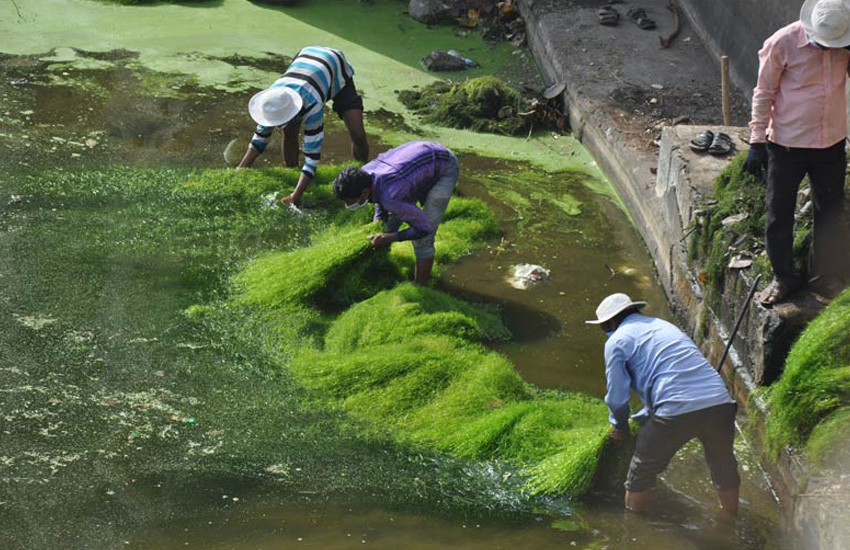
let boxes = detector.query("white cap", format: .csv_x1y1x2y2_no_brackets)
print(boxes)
248,86,303,127
801,0,850,48
585,293,647,325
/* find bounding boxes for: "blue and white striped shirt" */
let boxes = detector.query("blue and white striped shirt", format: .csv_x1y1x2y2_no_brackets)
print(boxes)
250,46,355,177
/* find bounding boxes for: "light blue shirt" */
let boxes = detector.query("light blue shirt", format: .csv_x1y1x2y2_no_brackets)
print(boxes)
604,314,733,432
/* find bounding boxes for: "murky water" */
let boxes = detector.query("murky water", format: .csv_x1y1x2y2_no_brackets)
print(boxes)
0,2,793,549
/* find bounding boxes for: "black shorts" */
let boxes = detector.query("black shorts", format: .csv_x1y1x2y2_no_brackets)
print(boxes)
331,79,364,119
625,403,740,492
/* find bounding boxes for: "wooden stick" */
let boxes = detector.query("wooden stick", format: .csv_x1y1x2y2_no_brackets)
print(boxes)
721,56,732,126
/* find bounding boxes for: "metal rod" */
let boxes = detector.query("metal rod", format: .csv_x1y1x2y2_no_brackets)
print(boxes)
716,273,762,372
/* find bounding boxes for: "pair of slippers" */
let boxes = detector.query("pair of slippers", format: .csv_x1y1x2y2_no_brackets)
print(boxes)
689,130,733,155
597,5,656,29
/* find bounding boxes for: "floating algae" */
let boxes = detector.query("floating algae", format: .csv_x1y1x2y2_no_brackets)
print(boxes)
764,287,850,469
398,76,531,135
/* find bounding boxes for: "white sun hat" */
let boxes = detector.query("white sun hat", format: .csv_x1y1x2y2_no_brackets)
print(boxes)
585,293,647,325
248,86,303,127
801,0,850,48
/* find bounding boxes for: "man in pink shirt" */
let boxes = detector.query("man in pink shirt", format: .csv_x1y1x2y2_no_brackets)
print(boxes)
744,0,850,306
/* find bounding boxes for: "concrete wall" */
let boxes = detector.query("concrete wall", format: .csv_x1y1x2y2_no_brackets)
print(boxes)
678,0,803,97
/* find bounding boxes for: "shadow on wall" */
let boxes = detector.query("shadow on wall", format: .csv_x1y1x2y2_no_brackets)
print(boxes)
678,0,803,95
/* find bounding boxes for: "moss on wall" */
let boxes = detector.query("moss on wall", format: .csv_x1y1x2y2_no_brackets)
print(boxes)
688,154,811,301
764,288,850,467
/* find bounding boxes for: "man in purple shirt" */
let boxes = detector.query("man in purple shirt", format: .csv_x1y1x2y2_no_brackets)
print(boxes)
332,141,459,285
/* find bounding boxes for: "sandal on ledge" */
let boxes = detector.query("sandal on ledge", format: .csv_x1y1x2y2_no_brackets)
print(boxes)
627,7,656,30
708,132,733,155
597,6,620,26
757,279,798,307
689,130,714,152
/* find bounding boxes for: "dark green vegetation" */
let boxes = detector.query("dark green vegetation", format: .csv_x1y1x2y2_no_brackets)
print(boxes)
765,288,850,469
688,154,810,298
399,76,531,135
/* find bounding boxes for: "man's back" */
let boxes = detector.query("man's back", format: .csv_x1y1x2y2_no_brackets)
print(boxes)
605,314,733,418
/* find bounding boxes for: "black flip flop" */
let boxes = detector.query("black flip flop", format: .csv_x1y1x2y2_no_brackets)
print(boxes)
689,130,713,152
708,132,733,155
597,6,620,26
627,7,656,30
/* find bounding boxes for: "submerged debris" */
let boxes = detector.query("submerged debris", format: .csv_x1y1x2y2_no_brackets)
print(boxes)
422,50,470,72
507,263,550,289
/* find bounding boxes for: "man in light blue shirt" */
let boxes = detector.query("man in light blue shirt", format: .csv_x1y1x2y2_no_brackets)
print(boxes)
587,293,740,516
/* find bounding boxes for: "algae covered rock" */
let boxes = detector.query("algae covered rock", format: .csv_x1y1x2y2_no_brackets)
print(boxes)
399,76,531,135
409,0,455,23
422,50,469,72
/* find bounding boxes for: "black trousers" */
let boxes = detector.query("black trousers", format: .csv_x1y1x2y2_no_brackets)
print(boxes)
626,403,740,492
766,140,847,287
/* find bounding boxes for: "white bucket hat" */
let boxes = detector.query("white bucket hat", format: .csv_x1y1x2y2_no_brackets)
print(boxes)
585,293,647,325
248,86,303,127
801,0,850,48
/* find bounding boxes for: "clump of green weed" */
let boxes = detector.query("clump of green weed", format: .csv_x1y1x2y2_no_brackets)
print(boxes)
765,287,850,465
399,76,530,135
289,283,611,497
234,222,401,311
323,283,509,352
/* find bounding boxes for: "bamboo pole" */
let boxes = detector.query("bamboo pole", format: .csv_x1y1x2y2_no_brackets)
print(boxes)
721,56,732,126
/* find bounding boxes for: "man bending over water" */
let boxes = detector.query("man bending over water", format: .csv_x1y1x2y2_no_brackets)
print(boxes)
238,46,368,206
332,140,459,285
587,293,740,517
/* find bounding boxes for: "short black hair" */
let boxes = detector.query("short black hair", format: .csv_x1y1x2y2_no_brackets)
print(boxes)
332,167,372,199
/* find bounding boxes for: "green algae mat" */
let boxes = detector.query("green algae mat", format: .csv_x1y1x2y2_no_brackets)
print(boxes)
0,0,610,178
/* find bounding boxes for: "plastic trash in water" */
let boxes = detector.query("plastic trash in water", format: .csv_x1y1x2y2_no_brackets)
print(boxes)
447,49,478,67
262,191,280,209
507,263,550,290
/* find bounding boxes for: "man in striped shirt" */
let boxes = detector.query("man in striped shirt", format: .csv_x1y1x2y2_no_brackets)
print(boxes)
238,46,369,205
332,141,460,285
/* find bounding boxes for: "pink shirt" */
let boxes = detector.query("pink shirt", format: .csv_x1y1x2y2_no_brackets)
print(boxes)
749,21,850,148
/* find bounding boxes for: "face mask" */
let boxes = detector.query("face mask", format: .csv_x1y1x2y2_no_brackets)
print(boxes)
346,198,367,211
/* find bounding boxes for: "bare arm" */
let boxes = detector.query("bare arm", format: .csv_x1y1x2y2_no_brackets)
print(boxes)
281,171,314,205
237,145,261,168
